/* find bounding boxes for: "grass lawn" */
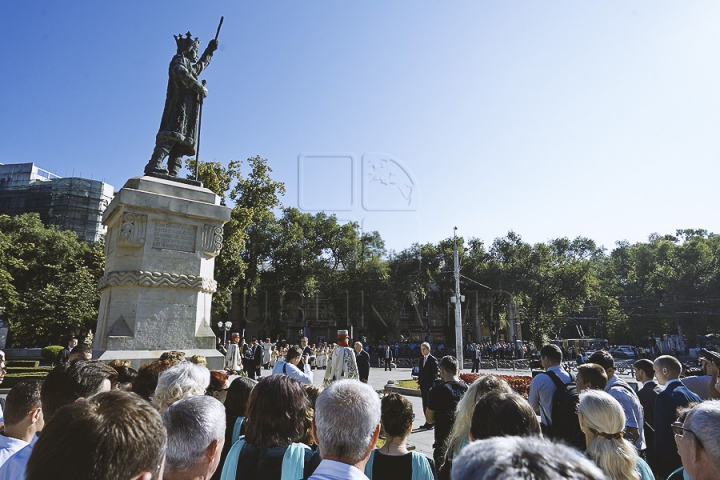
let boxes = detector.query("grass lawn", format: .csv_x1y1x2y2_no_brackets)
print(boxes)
397,379,418,389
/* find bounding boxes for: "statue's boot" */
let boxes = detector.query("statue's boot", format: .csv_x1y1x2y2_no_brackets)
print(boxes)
168,156,183,177
144,143,170,175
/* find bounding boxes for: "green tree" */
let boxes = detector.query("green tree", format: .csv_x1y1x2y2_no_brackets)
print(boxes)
187,156,286,323
0,214,104,346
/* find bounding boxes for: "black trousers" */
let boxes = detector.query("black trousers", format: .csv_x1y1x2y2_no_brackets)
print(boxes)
244,359,255,379
421,388,430,419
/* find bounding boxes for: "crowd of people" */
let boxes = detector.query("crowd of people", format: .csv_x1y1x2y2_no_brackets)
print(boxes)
0,333,717,480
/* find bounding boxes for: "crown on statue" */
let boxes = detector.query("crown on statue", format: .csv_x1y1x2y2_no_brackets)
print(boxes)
174,31,200,52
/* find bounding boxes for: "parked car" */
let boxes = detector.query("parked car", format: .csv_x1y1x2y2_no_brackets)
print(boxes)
617,345,637,358
609,348,631,359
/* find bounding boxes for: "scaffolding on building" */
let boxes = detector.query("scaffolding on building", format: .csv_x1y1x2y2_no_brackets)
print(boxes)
0,163,114,243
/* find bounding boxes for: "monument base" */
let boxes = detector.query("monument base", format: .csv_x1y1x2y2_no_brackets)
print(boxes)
93,175,231,357
95,348,225,371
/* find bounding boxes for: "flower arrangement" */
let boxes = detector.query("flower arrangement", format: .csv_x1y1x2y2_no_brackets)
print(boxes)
459,373,532,398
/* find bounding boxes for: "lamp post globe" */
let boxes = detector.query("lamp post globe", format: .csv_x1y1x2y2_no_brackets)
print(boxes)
218,321,231,344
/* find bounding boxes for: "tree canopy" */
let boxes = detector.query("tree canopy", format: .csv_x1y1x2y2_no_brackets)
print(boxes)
3,158,720,348
0,213,104,346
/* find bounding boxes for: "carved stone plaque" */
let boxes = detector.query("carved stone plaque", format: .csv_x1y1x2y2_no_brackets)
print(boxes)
152,221,196,252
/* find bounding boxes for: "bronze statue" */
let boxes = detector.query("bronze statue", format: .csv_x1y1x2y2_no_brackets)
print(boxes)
144,31,219,177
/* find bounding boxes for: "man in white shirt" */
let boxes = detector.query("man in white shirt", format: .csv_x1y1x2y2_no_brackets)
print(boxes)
162,396,224,480
272,345,313,385
588,350,645,453
527,344,572,434
26,390,167,480
0,360,116,480
309,380,380,480
0,381,43,467
680,357,719,400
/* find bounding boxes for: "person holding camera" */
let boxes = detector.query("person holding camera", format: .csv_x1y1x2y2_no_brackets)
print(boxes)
681,349,720,401
272,345,313,385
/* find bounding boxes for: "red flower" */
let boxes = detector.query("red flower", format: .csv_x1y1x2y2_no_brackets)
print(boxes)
459,372,531,398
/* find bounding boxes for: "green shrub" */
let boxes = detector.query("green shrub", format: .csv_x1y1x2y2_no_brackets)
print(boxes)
6,360,40,368
2,371,50,388
6,366,53,375
41,345,65,363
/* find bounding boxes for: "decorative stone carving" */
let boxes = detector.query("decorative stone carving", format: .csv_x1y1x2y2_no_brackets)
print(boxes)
119,213,147,246
201,224,223,256
98,271,217,293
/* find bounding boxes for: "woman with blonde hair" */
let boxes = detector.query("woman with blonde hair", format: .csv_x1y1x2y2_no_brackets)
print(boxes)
444,375,512,459
577,389,654,480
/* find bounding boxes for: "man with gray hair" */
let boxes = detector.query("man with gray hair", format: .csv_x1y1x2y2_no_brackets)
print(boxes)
354,342,371,383
162,395,226,480
676,401,720,480
417,342,438,429
310,380,381,480
451,436,606,480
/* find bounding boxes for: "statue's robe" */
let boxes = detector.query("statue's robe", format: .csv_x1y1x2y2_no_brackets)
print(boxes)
155,48,213,155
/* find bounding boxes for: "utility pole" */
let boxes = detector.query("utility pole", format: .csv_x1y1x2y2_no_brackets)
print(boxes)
452,227,464,370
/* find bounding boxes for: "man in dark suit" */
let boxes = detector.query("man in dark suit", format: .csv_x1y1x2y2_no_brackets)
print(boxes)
418,341,439,429
653,355,702,478
242,338,255,379
300,337,315,370
383,345,394,371
634,359,661,470
354,342,371,383
252,338,264,378
57,337,78,364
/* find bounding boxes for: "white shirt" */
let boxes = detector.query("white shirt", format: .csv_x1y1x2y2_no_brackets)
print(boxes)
0,434,37,480
679,375,713,399
0,436,27,469
527,365,572,426
308,459,369,480
272,360,313,385
605,375,645,451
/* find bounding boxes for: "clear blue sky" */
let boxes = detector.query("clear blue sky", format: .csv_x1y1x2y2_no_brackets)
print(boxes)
3,1,720,252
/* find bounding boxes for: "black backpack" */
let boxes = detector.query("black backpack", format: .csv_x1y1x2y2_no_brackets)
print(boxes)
542,370,581,441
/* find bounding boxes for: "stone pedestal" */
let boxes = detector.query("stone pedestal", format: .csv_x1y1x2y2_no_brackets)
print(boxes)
93,176,231,370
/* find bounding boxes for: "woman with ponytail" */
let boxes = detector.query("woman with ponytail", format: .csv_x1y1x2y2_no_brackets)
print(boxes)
577,389,654,480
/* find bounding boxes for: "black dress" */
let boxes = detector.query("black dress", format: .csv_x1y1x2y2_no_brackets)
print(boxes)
232,442,321,480
369,451,437,480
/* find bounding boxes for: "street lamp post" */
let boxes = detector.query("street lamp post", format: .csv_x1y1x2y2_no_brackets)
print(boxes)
217,321,232,345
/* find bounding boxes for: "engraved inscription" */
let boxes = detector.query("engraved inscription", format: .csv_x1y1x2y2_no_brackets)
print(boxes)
152,221,196,252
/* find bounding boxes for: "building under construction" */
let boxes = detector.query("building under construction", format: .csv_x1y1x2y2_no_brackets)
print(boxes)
0,163,114,243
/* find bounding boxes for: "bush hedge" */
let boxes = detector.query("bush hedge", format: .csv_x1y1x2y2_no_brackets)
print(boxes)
41,346,65,363
2,371,50,388
6,360,40,368
5,367,53,375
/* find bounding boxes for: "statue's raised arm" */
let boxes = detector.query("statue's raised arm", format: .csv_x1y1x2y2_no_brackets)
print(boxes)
144,30,219,178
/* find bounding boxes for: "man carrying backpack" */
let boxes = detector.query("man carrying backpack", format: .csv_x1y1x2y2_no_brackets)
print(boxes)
528,344,574,438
